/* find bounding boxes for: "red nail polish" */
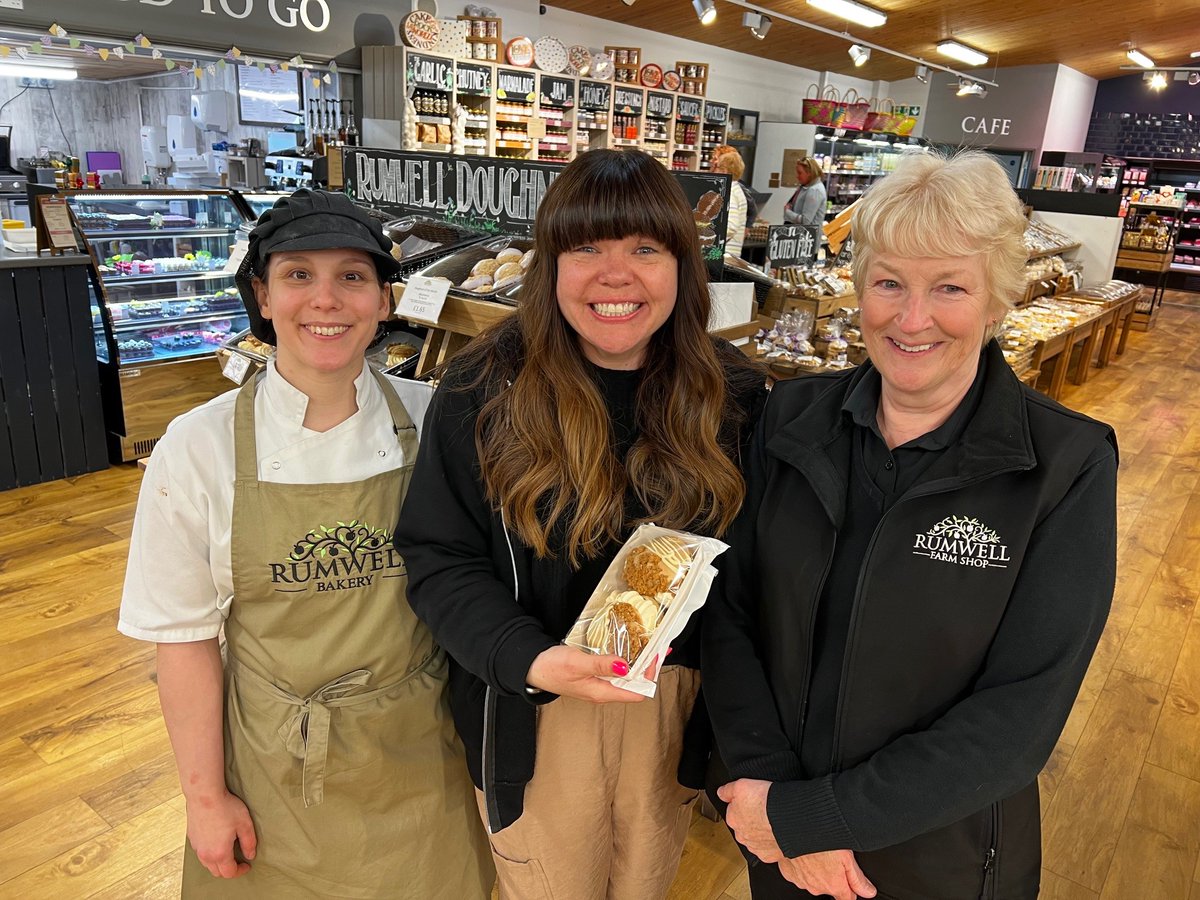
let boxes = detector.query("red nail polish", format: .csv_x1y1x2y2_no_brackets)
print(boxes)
612,660,629,676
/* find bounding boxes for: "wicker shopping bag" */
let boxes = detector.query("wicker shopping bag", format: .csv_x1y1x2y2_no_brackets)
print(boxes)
864,98,901,134
802,84,845,127
840,89,871,131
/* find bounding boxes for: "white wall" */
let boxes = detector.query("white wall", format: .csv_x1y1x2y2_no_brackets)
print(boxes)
1031,210,1121,283
1042,65,1098,153
753,121,816,221
883,76,931,137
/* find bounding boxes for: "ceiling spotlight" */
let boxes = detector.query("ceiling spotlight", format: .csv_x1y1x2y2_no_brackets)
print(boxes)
1190,73,1200,86
621,0,636,5
915,63,930,84
956,78,986,97
806,0,886,28
1149,71,1168,90
938,40,989,67
1126,47,1156,68
741,11,772,39
848,44,871,67
692,0,716,24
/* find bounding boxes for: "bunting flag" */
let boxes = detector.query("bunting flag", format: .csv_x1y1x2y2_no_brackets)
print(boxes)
7,22,339,87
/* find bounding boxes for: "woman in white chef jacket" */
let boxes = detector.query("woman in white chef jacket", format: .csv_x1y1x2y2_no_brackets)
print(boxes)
118,189,493,898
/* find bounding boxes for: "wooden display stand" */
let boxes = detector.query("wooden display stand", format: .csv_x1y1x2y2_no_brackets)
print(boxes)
674,61,709,96
604,46,642,83
458,16,502,62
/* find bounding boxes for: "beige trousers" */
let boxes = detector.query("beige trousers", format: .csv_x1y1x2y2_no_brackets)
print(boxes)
476,666,701,900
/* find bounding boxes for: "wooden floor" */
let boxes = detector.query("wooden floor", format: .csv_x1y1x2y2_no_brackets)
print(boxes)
3,295,1200,899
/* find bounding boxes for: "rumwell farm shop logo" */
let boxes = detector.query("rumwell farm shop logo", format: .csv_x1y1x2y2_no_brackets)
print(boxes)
269,521,405,592
912,516,1010,570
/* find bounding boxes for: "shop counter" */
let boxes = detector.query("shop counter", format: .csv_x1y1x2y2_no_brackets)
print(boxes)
0,247,108,490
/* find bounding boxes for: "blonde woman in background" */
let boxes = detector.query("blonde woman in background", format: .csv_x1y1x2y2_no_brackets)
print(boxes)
711,145,750,257
783,156,828,259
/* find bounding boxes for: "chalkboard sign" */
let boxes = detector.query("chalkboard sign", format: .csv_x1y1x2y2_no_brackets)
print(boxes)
497,68,537,101
704,101,729,125
540,75,575,108
613,87,644,114
579,80,611,111
343,148,730,270
766,224,816,268
456,62,492,96
677,97,702,122
646,91,674,120
406,52,454,91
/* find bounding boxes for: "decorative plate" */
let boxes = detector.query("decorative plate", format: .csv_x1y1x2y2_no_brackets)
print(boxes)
533,36,568,73
662,69,682,91
400,11,440,51
591,52,614,81
567,45,592,76
506,36,535,67
639,62,663,88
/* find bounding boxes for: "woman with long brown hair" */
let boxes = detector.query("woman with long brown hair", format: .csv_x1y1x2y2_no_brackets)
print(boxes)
394,149,766,899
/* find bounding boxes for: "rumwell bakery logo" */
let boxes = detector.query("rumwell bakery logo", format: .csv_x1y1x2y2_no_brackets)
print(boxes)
912,515,1010,570
269,520,405,592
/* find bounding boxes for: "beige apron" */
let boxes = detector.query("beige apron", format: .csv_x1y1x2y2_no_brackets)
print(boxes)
181,370,493,899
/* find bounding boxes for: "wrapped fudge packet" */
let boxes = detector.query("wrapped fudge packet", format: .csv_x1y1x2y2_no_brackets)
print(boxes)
565,523,729,698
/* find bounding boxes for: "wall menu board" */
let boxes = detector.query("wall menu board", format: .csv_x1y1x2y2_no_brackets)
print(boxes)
497,68,537,101
579,80,611,111
677,97,702,122
704,101,729,125
766,224,816,268
235,63,302,127
540,75,575,108
646,91,674,119
344,148,730,268
406,52,454,91
456,62,492,96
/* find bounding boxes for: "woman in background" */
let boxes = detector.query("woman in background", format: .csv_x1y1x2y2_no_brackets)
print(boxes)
712,145,751,257
783,156,827,260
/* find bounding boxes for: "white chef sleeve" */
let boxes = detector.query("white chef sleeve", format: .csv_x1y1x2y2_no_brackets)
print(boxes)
118,448,226,643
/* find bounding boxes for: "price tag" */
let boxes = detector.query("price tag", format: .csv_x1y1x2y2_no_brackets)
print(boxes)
527,118,548,140
224,237,249,274
222,351,251,384
396,275,451,324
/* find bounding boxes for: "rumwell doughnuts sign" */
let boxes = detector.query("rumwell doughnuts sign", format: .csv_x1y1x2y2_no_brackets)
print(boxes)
343,148,730,264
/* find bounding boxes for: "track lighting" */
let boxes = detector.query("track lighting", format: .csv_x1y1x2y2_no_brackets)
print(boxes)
692,0,716,24
1126,48,1156,68
741,11,773,39
848,44,870,67
1190,73,1200,86
915,63,929,84
1149,72,1168,90
806,0,886,28
938,40,989,67
956,78,986,98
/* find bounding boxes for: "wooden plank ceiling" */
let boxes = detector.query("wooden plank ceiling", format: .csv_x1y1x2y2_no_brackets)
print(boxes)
549,0,1200,83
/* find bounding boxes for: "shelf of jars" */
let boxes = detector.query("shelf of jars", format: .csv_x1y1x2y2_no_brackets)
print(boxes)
642,90,674,167
456,60,495,157
537,74,575,165
495,68,537,160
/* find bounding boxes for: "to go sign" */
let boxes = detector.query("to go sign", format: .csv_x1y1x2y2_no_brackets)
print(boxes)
119,0,332,33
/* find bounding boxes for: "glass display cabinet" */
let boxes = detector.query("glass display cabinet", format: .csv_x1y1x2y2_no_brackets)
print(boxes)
67,189,251,460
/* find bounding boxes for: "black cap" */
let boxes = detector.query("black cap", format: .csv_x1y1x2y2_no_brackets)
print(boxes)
235,188,401,344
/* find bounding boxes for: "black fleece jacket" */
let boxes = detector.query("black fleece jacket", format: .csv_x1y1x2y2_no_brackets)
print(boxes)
703,341,1118,900
395,335,766,832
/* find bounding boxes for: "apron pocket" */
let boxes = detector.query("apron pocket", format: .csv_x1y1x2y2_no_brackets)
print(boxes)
490,845,554,900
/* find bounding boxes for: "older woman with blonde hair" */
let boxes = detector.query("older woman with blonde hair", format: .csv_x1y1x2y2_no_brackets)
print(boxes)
705,150,1117,900
395,149,766,900
784,156,827,257
711,145,750,257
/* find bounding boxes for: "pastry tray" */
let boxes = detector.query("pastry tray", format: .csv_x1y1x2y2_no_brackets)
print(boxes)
369,326,425,377
384,215,490,278
408,235,535,300
221,327,275,363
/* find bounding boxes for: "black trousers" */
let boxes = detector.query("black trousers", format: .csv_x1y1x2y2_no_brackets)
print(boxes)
746,858,890,899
